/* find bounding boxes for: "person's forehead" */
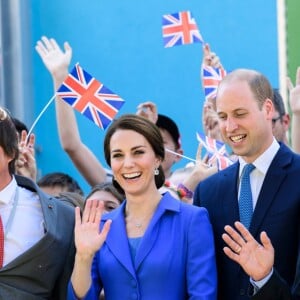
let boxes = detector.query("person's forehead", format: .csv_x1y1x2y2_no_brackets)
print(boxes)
87,190,119,203
110,129,148,148
159,128,176,144
216,81,255,109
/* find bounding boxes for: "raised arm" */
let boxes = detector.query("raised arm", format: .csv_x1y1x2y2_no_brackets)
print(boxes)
35,36,107,186
71,200,111,298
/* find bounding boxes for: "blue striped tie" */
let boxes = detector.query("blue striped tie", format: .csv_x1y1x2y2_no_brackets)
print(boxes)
239,164,255,229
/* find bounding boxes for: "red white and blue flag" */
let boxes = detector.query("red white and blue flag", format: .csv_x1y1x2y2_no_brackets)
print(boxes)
196,132,233,170
202,65,227,100
56,64,125,130
162,11,203,48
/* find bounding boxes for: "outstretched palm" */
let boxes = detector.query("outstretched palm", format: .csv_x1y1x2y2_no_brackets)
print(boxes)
35,36,72,77
222,222,274,281
74,200,111,258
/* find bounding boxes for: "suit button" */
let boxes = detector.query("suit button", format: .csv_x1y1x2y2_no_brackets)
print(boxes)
240,289,245,295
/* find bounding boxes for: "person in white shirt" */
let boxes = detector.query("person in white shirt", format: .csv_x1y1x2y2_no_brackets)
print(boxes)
0,106,75,300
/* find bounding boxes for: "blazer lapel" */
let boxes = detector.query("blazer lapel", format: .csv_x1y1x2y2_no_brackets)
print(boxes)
135,193,180,271
103,194,181,274
102,203,136,277
250,145,292,236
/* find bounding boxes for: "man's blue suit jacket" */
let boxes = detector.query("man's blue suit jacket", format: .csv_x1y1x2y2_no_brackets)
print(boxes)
194,143,300,300
68,192,217,300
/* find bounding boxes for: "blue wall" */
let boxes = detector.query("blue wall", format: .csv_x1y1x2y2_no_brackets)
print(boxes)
30,0,278,194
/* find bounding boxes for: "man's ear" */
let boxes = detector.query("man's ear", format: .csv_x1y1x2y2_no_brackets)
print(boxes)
282,114,291,130
264,98,274,120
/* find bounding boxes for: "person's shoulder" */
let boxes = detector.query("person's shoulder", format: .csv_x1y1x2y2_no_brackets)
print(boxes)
52,196,76,212
277,143,300,166
176,202,212,231
199,162,237,185
15,174,40,192
178,197,209,217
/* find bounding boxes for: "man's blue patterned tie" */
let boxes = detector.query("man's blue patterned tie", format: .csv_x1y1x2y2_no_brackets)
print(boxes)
239,164,255,229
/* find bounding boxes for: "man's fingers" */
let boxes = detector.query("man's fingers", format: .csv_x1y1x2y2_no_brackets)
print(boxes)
223,246,239,262
224,224,246,246
222,233,242,253
260,231,273,251
233,221,255,243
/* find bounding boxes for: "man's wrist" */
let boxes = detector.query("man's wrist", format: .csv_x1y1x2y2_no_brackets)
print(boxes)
250,268,273,291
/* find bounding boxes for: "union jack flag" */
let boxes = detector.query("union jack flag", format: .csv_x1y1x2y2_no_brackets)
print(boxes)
202,65,227,100
56,64,125,130
162,11,204,48
196,132,233,170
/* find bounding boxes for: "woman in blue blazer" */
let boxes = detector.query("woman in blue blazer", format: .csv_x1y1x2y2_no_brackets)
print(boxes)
68,114,217,300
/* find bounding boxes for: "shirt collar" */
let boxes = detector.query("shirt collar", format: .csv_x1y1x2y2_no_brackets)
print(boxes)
239,138,280,176
0,176,17,205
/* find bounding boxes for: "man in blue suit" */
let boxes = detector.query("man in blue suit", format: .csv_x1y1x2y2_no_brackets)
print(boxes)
194,69,300,300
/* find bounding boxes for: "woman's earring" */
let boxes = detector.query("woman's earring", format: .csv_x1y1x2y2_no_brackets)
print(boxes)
154,167,159,175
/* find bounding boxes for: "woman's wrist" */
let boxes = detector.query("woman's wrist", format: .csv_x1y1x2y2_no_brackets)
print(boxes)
177,183,194,199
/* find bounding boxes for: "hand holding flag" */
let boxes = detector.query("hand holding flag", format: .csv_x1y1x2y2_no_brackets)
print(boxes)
201,43,227,100
196,132,233,170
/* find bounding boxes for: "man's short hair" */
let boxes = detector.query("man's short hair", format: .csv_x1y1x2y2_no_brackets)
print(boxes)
0,107,19,174
272,88,286,116
37,172,84,195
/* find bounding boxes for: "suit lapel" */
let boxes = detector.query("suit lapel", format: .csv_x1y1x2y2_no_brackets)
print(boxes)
220,163,240,226
250,145,292,236
15,175,56,233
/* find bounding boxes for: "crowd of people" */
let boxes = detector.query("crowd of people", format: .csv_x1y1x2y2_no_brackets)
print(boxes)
0,34,300,300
